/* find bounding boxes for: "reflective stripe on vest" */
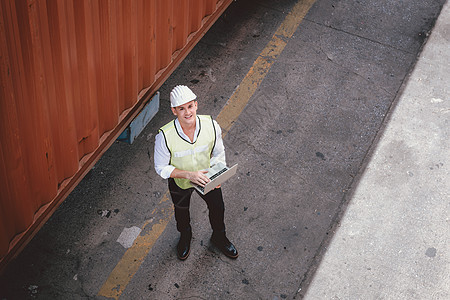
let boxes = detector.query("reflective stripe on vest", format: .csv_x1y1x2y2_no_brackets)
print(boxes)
160,115,216,189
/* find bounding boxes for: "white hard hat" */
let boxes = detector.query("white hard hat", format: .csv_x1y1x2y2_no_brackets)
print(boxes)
170,85,197,107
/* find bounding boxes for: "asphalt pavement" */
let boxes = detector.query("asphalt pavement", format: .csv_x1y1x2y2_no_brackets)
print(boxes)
0,0,448,299
305,1,449,298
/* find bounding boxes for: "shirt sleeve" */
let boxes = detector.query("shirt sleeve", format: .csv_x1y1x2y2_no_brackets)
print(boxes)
154,131,175,179
210,120,226,167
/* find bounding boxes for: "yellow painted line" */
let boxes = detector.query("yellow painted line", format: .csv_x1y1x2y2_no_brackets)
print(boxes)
276,0,316,38
98,192,173,299
217,0,316,135
98,0,315,298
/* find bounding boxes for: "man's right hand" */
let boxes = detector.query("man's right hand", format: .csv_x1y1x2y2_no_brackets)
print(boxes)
187,170,210,187
170,169,211,187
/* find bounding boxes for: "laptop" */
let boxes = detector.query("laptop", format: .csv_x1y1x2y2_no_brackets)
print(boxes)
192,162,238,195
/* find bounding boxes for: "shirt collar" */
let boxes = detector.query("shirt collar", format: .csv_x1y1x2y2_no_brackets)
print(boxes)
174,116,200,143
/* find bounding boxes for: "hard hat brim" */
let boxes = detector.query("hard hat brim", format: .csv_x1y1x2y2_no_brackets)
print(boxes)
170,95,197,107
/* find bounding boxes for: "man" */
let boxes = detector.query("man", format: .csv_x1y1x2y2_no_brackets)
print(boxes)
154,85,238,260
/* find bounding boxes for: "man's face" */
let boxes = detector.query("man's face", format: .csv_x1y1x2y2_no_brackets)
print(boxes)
171,100,198,127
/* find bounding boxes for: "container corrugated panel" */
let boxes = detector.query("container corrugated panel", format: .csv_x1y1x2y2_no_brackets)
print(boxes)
0,0,232,270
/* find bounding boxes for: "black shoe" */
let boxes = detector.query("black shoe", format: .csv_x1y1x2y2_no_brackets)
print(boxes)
211,233,238,259
177,230,192,260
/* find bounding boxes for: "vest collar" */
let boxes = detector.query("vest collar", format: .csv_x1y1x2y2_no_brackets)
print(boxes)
174,116,201,144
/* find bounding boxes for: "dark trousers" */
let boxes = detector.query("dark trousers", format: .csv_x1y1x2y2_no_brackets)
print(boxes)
168,178,226,234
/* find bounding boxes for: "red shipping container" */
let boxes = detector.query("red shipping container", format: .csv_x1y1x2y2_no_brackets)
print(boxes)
0,0,232,271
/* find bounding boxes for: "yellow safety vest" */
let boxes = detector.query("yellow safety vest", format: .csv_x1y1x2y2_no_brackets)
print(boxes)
159,115,216,189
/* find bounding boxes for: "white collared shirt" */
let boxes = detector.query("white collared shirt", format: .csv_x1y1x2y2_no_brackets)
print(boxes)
154,116,226,179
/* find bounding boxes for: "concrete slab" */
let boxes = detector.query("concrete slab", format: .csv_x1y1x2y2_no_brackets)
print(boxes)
304,2,450,299
117,92,160,144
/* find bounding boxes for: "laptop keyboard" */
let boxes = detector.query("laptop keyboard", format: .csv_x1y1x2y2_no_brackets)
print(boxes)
196,167,228,193
209,168,228,180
